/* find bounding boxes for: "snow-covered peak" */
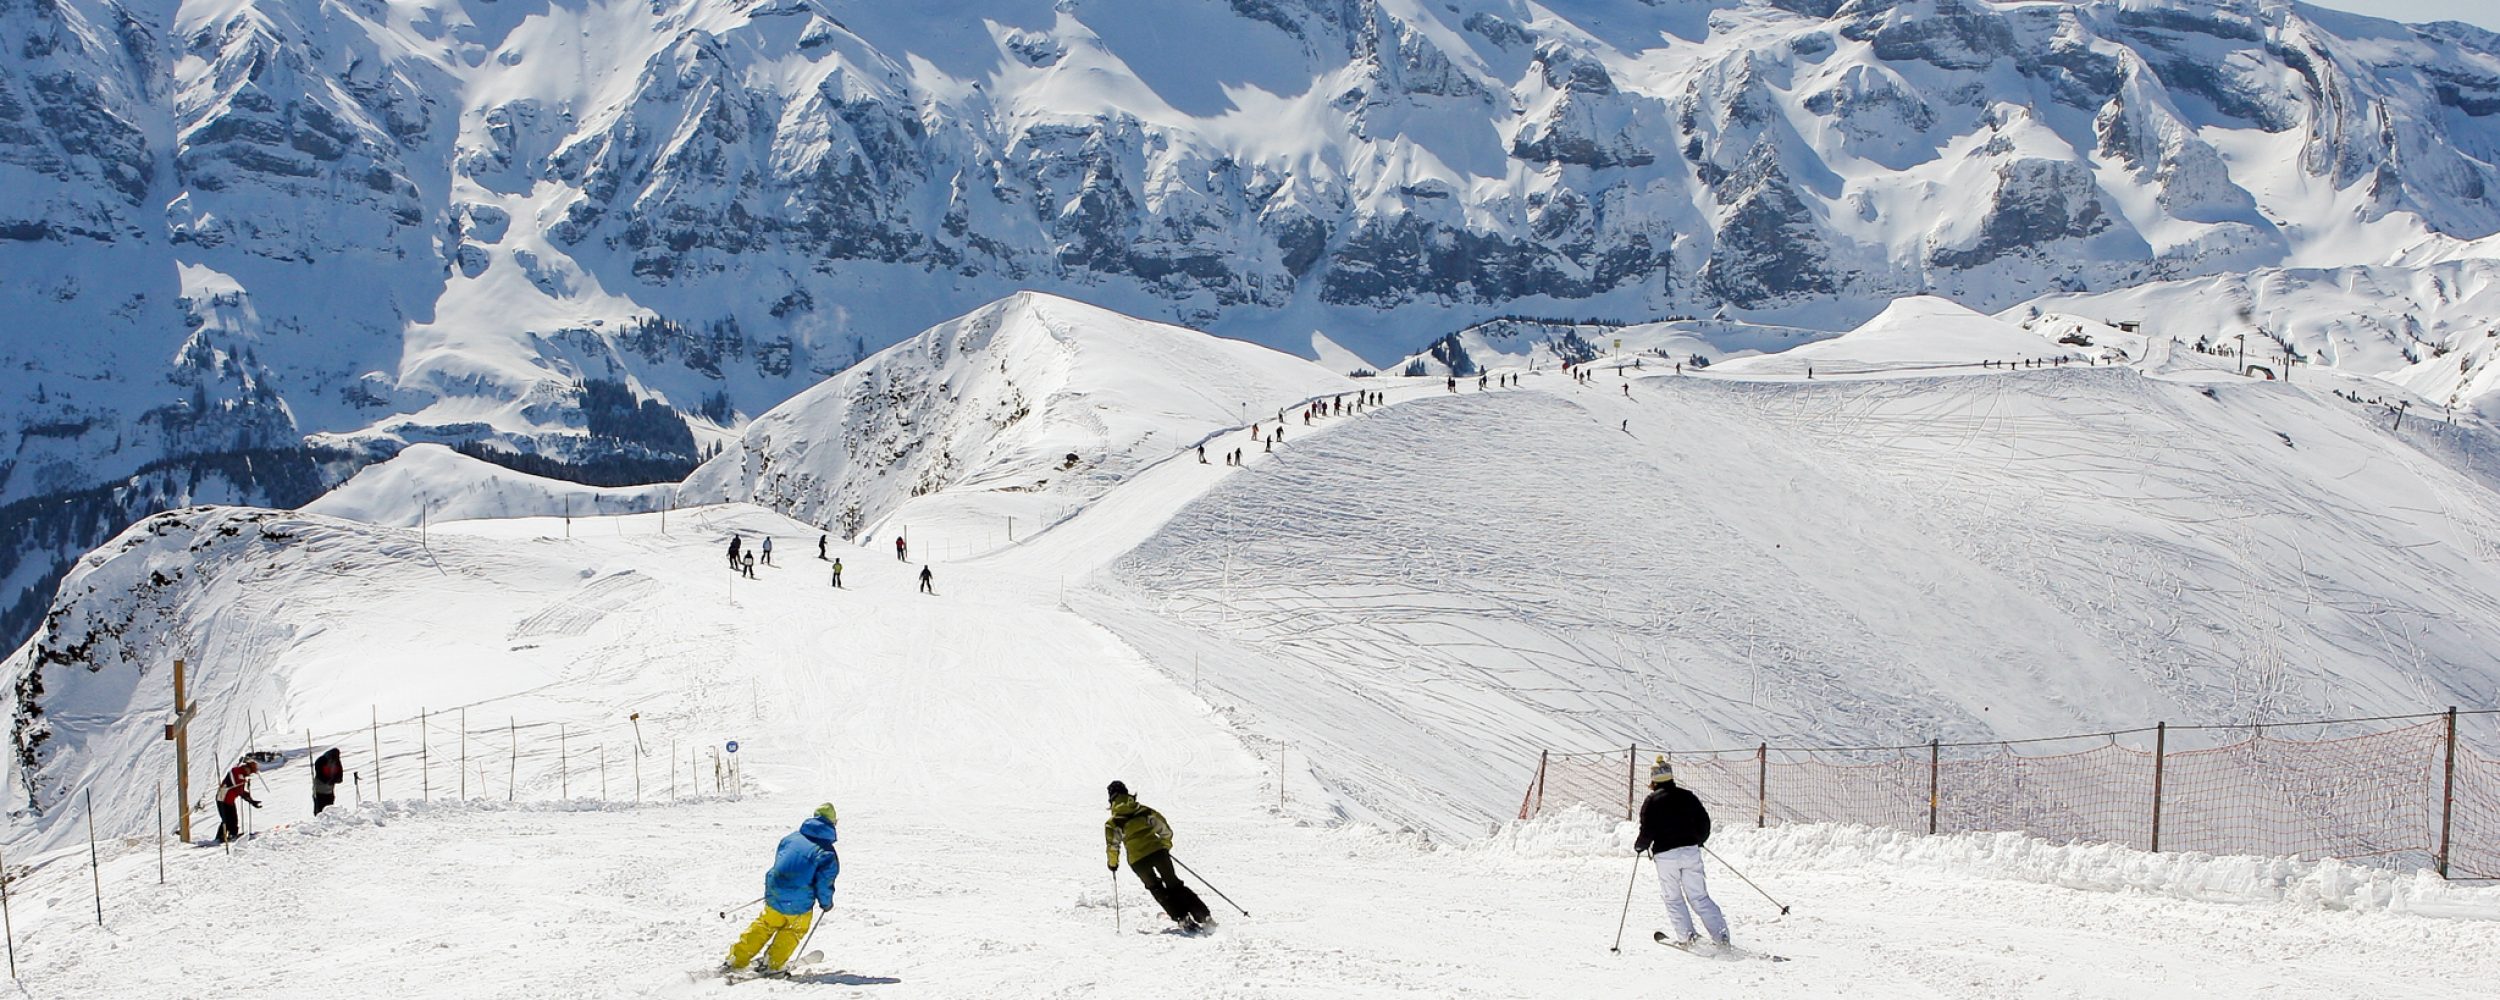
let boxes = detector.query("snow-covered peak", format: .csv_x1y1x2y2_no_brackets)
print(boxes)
679,292,1357,539
302,444,670,527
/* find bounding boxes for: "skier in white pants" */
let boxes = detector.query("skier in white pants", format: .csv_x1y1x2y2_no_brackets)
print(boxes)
1634,756,1730,946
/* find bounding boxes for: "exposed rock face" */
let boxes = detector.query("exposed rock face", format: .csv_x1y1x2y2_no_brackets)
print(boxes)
3,0,2500,646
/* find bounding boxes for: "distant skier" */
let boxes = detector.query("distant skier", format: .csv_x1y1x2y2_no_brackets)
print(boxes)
723,804,840,979
918,565,934,595
741,552,758,579
727,535,743,569
829,558,844,589
312,747,344,816
1635,757,1729,948
1447,375,1457,393
760,537,775,566
1198,444,1207,464
1105,781,1212,931
818,534,828,561
895,536,908,561
216,758,262,842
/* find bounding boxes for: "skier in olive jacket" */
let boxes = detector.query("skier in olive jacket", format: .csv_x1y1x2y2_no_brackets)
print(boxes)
1634,757,1729,947
1104,781,1211,931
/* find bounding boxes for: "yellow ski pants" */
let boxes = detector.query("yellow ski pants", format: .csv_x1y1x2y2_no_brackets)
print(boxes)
727,906,814,970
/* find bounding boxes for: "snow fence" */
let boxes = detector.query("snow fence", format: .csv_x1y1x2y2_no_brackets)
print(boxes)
1520,710,2500,879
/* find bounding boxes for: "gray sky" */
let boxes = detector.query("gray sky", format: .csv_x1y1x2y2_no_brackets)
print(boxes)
2305,0,2500,31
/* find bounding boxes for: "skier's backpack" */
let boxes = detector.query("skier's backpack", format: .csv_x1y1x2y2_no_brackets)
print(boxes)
315,750,343,783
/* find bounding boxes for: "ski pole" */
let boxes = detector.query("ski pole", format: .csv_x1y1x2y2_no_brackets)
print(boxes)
1702,844,1790,916
718,895,763,919
1111,868,1122,935
791,911,824,962
1169,856,1249,917
1609,852,1642,954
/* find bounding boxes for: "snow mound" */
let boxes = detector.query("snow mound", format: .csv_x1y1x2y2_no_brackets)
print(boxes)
302,444,669,527
1482,809,2500,920
1715,296,2075,375
681,291,1356,540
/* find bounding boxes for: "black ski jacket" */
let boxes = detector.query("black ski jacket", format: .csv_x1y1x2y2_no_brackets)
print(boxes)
1633,784,1712,854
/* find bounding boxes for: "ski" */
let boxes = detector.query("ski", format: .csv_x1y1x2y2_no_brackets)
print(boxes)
1654,931,1788,962
707,950,827,984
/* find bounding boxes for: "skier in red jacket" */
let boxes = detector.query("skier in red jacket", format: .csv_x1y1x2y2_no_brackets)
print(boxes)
217,759,263,842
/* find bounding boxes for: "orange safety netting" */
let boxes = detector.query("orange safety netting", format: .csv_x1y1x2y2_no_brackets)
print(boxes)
1519,716,2499,877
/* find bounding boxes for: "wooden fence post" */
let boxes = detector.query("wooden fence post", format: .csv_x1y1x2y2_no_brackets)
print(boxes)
1928,739,1940,836
508,718,518,802
2440,706,2459,878
2150,722,2168,853
1756,743,1768,829
165,658,197,845
459,708,468,800
1520,750,1540,820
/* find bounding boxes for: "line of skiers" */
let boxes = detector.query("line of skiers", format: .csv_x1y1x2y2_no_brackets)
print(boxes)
722,533,940,594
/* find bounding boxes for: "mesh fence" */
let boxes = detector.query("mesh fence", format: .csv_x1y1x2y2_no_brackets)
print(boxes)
1519,711,2500,878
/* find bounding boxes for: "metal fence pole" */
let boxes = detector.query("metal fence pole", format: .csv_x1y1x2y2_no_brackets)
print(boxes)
508,718,517,802
2440,706,2459,878
0,839,15,977
86,788,102,927
421,708,430,801
1756,742,1768,829
2150,722,2168,853
1928,739,1940,836
560,724,569,800
371,706,382,801
1624,744,1637,820
459,708,468,800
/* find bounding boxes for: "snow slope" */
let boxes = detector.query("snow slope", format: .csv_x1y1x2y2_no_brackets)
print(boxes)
2,498,2497,998
303,443,670,526
1076,363,2500,836
6,298,2500,993
1711,295,2092,375
680,292,1356,541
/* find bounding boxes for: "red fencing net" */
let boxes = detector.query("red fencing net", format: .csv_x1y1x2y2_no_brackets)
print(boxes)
1519,713,2500,877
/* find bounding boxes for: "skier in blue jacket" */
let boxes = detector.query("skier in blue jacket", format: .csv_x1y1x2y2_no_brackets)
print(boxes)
725,804,841,977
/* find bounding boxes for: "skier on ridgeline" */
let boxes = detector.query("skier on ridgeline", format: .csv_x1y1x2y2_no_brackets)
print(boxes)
1635,757,1730,949
216,758,262,842
818,534,828,561
723,804,840,980
830,558,844,589
760,536,775,567
312,747,344,815
1105,781,1212,932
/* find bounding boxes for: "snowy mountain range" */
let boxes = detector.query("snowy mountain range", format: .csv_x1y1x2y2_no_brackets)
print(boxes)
8,0,2500,648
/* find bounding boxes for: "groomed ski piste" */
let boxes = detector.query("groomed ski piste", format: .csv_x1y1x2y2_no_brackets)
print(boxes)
5,294,2500,997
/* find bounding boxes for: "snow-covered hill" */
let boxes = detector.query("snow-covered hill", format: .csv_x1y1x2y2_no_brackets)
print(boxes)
12,0,2500,653
680,292,1354,540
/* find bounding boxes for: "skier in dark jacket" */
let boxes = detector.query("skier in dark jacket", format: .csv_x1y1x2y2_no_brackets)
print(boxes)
312,747,344,815
1105,781,1211,931
917,565,934,595
1634,757,1729,947
727,535,742,569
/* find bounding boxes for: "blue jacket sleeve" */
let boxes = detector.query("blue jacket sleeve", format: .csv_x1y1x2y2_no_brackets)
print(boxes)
814,847,840,910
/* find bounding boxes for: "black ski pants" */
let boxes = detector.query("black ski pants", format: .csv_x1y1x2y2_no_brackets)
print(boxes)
1129,850,1209,924
216,801,240,842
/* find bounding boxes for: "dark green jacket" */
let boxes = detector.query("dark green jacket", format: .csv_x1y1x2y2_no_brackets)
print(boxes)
1105,795,1174,866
